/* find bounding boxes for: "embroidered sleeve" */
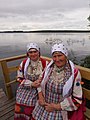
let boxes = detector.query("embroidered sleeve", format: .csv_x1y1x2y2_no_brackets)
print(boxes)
60,70,83,111
17,61,25,82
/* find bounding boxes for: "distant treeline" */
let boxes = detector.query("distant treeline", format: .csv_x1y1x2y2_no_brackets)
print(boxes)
0,30,90,33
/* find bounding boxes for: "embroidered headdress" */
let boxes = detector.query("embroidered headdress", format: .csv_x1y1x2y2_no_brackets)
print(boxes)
51,43,68,57
27,43,40,52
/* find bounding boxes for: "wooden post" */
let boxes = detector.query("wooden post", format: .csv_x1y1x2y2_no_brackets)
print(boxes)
0,60,13,99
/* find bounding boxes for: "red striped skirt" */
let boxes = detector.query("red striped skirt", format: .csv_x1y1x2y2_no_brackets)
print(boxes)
14,103,35,120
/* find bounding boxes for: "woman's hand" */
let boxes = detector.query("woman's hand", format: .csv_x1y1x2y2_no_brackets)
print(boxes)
20,79,25,85
45,103,61,112
38,92,46,106
32,79,41,88
17,78,25,83
21,79,31,86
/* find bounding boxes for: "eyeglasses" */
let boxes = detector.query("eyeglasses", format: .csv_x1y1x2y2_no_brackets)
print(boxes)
28,50,38,54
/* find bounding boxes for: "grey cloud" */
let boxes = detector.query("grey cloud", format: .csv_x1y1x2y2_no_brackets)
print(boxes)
0,0,89,15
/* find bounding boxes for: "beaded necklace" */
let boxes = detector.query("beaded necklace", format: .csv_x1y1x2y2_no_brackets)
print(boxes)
50,64,65,84
27,59,43,81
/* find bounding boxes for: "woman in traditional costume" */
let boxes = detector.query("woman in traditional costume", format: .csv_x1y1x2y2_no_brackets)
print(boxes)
14,43,49,120
32,43,85,120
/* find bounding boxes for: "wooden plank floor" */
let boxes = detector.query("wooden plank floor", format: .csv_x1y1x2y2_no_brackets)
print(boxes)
0,89,90,120
0,89,15,120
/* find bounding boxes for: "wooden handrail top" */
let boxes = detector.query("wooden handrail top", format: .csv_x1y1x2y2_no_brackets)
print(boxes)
76,65,90,80
0,55,90,80
0,55,52,62
0,54,26,62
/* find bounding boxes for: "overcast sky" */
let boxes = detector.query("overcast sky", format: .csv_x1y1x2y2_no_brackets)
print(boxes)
0,0,89,30
0,0,89,15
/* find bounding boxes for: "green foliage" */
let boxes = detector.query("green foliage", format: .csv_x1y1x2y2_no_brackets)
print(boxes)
80,55,90,68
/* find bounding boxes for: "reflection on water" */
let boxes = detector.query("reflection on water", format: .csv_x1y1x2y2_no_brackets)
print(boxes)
67,38,85,46
45,35,90,65
45,37,85,46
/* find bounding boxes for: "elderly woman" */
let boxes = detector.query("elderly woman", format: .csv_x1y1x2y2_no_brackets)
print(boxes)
14,43,49,120
32,43,85,120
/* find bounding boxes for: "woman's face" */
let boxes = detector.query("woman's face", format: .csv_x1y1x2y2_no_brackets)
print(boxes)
28,48,40,61
52,52,67,67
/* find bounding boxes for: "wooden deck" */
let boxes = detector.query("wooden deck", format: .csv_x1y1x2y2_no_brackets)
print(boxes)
0,88,90,120
0,89,15,120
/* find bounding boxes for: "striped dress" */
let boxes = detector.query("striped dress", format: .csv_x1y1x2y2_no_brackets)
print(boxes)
14,58,48,120
32,61,83,120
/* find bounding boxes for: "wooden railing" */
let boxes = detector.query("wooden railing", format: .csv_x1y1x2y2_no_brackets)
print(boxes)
0,54,90,119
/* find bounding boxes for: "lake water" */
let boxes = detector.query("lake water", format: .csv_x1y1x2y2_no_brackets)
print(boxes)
0,32,90,60
0,32,90,93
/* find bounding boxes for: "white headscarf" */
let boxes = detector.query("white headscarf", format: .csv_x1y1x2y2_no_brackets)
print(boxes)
24,43,39,78
41,43,75,97
27,43,40,52
51,43,68,57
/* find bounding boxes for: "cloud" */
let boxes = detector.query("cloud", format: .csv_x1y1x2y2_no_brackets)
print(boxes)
0,0,89,15
0,0,89,30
